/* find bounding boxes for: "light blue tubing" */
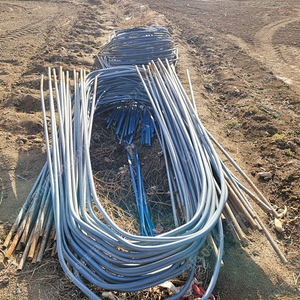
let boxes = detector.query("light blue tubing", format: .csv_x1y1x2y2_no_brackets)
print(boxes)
38,63,228,300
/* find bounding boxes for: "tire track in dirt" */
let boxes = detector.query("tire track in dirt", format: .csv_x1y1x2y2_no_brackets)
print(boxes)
254,14,300,91
0,1,79,97
226,14,300,93
0,2,28,14
0,2,38,37
0,18,50,42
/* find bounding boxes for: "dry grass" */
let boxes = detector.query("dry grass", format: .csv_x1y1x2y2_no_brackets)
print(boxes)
90,113,177,235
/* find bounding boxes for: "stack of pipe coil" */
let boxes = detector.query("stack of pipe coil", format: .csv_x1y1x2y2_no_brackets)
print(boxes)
98,26,178,68
3,26,286,300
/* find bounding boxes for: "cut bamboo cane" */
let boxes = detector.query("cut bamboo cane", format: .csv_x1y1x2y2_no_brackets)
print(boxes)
207,233,224,267
224,203,248,247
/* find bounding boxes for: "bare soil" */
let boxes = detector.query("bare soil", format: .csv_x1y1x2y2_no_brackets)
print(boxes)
0,0,299,299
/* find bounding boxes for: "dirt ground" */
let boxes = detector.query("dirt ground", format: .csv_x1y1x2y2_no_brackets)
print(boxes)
0,0,299,299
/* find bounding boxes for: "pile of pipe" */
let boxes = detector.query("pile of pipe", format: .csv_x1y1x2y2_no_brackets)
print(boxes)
4,64,226,299
98,26,178,68
3,26,287,300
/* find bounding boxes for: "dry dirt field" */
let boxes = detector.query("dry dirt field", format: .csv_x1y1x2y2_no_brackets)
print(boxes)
0,0,299,299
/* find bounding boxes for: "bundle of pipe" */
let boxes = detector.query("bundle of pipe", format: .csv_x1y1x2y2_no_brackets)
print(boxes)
3,61,287,300
98,26,178,68
4,64,226,299
137,60,286,263
51,64,226,300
